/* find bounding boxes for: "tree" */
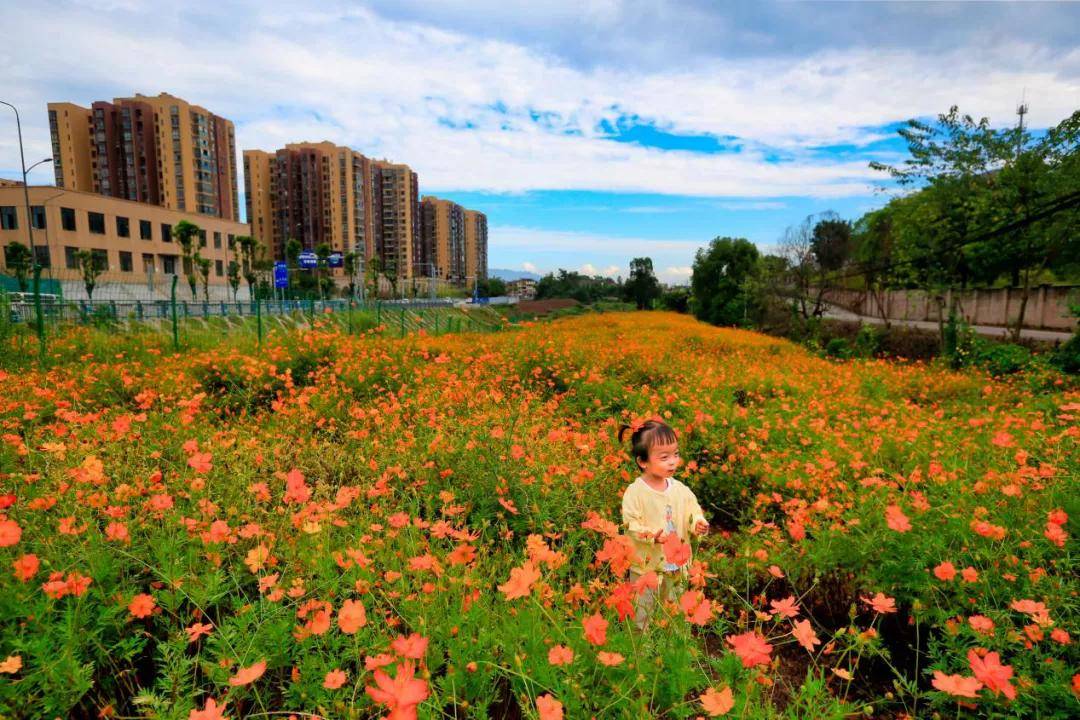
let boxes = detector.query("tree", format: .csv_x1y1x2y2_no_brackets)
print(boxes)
343,251,358,299
172,220,202,300
227,260,241,301
315,243,332,301
690,237,760,326
235,236,258,300
197,257,211,302
811,215,852,272
978,110,1080,339
285,238,302,268
476,277,507,298
74,249,104,301
850,205,898,327
778,215,830,320
871,106,1008,344
623,257,662,310
3,241,33,292
365,256,383,299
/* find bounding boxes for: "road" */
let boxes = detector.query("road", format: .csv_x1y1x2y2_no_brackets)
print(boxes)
822,306,1074,343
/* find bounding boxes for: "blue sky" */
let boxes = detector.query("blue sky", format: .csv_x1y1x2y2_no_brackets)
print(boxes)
2,1,1078,283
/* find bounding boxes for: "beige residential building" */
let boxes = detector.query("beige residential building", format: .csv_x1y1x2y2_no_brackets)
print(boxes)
506,277,537,298
47,92,239,221
0,186,249,300
463,209,488,284
419,196,465,283
243,142,375,269
373,161,419,280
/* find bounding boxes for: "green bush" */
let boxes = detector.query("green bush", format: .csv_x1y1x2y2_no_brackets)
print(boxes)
824,337,851,359
973,340,1034,376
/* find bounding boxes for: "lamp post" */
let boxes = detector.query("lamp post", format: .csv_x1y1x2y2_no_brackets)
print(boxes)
0,101,49,259
2,100,52,360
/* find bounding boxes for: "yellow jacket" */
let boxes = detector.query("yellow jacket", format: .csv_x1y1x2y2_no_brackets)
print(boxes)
621,476,707,575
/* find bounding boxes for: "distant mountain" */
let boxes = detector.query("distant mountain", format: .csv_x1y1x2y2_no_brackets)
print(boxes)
490,268,541,281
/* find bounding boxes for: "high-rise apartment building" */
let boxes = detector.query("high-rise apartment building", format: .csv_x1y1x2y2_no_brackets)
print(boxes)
243,142,376,267
373,161,419,280
463,209,488,284
419,196,465,283
47,93,239,221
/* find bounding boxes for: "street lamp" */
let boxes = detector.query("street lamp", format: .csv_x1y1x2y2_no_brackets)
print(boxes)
1,100,50,359
0,101,47,259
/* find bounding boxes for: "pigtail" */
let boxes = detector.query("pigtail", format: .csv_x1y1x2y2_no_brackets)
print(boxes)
617,424,632,444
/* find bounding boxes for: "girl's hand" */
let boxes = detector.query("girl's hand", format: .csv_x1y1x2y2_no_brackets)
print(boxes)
693,520,709,536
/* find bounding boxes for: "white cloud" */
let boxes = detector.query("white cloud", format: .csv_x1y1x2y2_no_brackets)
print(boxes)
3,2,1076,198
521,261,539,273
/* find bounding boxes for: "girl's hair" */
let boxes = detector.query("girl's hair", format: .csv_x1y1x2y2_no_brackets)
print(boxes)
617,420,678,468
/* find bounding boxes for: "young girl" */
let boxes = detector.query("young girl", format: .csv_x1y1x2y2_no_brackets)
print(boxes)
618,419,709,629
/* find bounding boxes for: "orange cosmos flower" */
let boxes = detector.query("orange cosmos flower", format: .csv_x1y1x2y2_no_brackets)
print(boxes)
323,669,347,689
227,660,266,686
0,518,21,546
365,660,429,720
391,633,429,659
662,533,692,566
188,697,228,720
0,655,21,674
885,505,912,532
548,645,574,666
769,595,800,619
582,613,608,646
12,553,38,582
861,593,897,614
933,562,956,581
597,651,624,666
536,694,564,720
726,631,773,668
967,650,1015,700
931,671,982,698
792,619,821,652
186,622,213,643
498,561,541,600
128,593,156,619
338,599,367,634
187,452,213,474
699,686,734,716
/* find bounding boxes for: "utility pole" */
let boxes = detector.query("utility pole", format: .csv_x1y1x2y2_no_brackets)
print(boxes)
1015,93,1028,160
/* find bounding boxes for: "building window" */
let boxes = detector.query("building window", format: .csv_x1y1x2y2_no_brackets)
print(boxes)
119,251,133,272
142,253,155,273
161,223,172,242
140,219,152,240
61,207,76,231
199,229,207,247
65,246,79,269
213,231,221,249
0,206,17,230
162,255,177,274
88,211,106,234
116,216,130,237
31,245,50,268
30,206,46,230
227,233,235,249
215,259,223,276
89,249,108,271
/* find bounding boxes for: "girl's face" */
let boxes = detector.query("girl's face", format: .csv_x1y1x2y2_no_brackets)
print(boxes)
638,441,680,479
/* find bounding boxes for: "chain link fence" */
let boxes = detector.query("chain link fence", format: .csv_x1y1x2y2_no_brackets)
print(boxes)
0,265,508,365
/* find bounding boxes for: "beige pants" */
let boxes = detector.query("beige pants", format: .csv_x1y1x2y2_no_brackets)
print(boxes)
628,570,685,630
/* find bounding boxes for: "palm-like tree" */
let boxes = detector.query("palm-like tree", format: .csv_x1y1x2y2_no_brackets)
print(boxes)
172,220,201,300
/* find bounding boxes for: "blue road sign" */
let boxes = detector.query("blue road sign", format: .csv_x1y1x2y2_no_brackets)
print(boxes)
328,252,343,268
273,262,289,288
298,252,318,269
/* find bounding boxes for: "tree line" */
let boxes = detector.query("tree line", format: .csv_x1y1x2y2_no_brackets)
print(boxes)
690,106,1080,344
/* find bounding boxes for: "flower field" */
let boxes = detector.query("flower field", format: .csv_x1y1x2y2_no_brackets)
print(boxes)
0,311,1077,719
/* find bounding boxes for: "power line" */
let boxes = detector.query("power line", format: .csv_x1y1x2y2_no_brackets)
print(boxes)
814,188,1080,286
